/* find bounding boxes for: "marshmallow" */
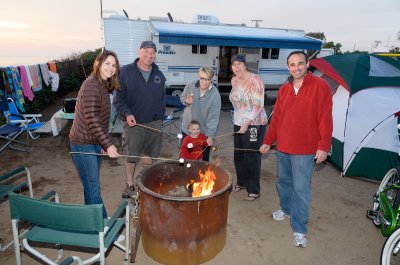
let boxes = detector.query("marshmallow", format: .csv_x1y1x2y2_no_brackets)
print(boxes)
179,158,184,163
177,134,183,139
186,163,192,168
187,143,193,148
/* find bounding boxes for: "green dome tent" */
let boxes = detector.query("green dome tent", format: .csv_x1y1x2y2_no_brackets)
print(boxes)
310,54,400,181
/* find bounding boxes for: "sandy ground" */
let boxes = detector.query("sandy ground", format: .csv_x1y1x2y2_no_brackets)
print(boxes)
0,98,386,265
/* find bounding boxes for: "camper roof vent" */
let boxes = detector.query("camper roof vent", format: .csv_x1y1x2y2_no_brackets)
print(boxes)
192,14,220,24
149,16,170,22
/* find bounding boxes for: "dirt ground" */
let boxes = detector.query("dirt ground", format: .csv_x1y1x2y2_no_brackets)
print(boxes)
0,97,386,265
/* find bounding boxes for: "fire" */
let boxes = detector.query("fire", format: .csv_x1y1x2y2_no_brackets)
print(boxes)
188,167,216,197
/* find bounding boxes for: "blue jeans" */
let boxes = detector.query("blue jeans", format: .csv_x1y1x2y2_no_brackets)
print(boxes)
70,143,107,218
276,152,314,234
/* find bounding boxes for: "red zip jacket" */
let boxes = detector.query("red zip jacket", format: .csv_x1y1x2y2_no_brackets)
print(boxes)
263,72,332,154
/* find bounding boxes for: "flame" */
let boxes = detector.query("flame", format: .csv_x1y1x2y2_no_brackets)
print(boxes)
189,167,216,197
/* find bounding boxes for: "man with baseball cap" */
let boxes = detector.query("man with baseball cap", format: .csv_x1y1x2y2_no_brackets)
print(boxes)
113,40,166,198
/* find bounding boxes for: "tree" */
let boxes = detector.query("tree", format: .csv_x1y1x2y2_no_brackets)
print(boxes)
305,32,343,56
306,32,326,41
324,41,343,54
389,47,400,54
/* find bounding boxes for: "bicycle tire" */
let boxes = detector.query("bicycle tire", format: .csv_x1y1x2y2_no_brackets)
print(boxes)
381,227,400,265
373,168,399,226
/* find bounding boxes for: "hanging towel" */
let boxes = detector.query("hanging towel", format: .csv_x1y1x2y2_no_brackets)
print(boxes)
48,62,57,73
0,68,12,96
18,65,34,101
49,71,59,92
28,65,42,92
39,63,51,86
5,67,25,112
24,65,33,88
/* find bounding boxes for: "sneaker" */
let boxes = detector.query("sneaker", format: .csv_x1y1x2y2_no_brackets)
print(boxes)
272,209,290,221
293,232,307,248
122,183,136,199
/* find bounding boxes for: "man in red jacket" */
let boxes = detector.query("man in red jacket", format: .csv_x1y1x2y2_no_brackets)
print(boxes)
260,51,332,248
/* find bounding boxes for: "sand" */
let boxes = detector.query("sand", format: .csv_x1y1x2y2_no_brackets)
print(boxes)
0,99,385,265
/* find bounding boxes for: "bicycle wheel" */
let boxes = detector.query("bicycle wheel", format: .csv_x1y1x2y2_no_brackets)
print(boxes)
373,168,399,226
381,227,400,265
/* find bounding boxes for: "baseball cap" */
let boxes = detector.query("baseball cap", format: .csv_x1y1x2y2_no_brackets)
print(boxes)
231,54,246,64
140,41,157,51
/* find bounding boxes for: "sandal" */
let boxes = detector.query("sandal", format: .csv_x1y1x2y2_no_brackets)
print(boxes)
244,193,260,201
232,184,246,193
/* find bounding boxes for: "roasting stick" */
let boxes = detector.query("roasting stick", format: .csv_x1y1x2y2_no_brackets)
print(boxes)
213,132,237,139
136,123,183,139
136,124,237,141
69,152,181,163
210,146,278,154
135,123,163,133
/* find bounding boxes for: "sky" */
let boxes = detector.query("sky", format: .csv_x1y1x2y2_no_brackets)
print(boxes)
0,0,399,66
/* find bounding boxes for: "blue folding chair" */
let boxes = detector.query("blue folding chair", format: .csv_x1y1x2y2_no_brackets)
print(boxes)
3,97,45,140
0,97,30,153
161,95,185,143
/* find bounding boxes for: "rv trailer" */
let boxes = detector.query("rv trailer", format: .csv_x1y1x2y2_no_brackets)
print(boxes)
103,15,322,95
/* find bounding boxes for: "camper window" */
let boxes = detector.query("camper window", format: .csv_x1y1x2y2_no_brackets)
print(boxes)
262,48,280,60
192,45,208,54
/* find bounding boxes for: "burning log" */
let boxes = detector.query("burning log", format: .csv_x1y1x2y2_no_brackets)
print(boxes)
166,185,191,197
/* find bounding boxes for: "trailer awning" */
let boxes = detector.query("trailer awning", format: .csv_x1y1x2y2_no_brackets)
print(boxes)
151,21,322,50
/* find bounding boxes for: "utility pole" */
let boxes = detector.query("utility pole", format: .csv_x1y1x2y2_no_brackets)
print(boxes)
100,0,103,19
251,19,263,28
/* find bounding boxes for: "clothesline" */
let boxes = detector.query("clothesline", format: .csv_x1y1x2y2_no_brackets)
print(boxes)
0,62,59,112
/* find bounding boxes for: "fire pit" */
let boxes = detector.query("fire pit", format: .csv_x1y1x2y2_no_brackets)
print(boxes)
137,161,232,265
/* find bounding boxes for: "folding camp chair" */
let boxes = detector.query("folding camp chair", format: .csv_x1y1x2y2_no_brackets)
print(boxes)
9,191,130,265
0,166,33,251
0,124,29,153
161,95,185,143
0,96,30,153
3,97,45,140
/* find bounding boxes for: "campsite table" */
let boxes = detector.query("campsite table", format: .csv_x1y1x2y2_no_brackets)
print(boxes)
50,109,74,136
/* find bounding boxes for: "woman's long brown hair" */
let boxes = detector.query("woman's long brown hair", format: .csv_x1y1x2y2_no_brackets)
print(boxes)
92,50,120,92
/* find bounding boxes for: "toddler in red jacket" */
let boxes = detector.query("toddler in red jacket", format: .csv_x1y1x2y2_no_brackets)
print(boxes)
180,120,208,160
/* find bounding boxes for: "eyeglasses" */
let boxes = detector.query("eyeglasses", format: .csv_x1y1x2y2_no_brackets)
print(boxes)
199,77,211,82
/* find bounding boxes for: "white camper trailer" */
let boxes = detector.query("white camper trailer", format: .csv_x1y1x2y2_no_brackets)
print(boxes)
103,15,322,95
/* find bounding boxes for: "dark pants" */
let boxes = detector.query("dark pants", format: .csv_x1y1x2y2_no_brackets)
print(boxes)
181,131,210,162
233,124,266,195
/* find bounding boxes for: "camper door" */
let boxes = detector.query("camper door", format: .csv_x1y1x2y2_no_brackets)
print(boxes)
240,47,260,74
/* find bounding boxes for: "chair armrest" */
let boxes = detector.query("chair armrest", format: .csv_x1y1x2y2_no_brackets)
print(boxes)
0,166,26,182
39,190,59,202
23,114,42,118
9,119,29,124
104,200,128,233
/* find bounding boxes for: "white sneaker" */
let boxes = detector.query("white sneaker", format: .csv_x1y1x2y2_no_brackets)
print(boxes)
272,209,290,221
293,232,307,248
